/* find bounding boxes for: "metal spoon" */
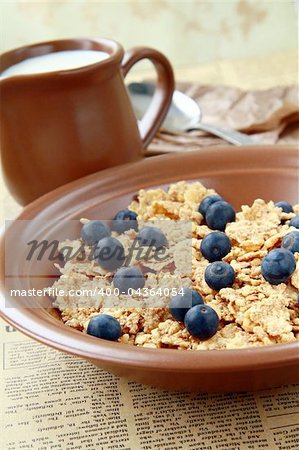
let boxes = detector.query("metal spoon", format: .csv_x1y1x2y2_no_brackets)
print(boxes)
128,82,255,146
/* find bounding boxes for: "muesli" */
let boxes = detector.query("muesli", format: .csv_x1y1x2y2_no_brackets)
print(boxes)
49,181,299,350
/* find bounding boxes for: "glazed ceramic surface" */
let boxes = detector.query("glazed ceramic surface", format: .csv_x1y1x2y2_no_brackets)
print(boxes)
1,145,298,392
0,38,174,205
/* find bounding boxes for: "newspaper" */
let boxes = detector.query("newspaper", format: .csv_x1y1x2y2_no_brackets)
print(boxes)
148,84,299,154
1,319,298,450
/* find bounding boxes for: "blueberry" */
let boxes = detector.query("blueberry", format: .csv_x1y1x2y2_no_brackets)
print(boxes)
137,226,167,249
112,209,138,233
95,236,125,271
281,231,299,254
87,314,121,341
80,220,110,245
184,304,219,340
204,261,235,290
205,201,236,231
113,266,145,294
200,231,231,262
275,201,294,214
169,288,204,322
290,215,299,229
261,248,296,285
198,195,223,217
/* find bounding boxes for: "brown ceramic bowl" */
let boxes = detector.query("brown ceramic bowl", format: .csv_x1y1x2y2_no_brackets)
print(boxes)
1,145,299,392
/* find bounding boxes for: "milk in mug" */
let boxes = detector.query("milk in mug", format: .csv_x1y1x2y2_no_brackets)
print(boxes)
1,50,109,77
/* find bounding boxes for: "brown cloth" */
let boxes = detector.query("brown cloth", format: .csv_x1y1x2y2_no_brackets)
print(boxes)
148,84,299,154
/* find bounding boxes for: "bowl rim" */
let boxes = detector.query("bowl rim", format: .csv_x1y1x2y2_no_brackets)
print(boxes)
1,144,299,372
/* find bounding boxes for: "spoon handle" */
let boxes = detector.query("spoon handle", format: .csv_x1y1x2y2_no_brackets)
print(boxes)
187,122,255,146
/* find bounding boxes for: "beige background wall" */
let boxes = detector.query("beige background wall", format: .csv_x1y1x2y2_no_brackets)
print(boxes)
1,0,298,86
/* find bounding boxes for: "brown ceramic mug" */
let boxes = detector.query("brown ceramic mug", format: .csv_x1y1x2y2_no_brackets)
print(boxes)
0,38,174,205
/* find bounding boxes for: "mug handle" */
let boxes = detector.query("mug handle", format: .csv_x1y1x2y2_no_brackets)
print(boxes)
121,47,174,149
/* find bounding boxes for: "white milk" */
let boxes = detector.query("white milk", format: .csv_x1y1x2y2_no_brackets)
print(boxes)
1,50,109,77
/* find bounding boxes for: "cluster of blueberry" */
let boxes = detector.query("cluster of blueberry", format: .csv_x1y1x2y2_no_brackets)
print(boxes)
198,194,236,292
261,201,299,285
163,195,237,341
198,194,236,231
84,197,299,344
81,209,168,292
169,288,219,340
86,195,237,342
168,197,299,341
82,209,169,341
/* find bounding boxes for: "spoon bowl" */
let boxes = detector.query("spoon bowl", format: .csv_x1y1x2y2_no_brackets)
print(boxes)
128,82,256,146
